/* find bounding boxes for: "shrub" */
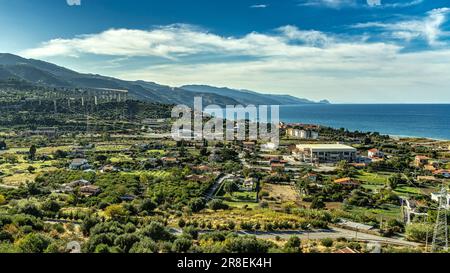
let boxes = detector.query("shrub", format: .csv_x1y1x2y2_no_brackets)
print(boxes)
320,238,333,247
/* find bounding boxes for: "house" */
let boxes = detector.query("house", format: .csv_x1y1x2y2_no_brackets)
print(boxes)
356,156,372,164
60,179,91,193
286,128,319,139
425,164,438,172
243,141,256,151
334,177,360,187
294,144,357,163
350,163,367,169
260,142,278,151
69,158,90,170
417,176,437,182
433,169,450,178
186,175,210,183
80,185,101,196
240,178,255,192
415,155,430,167
368,148,384,159
100,164,118,173
161,157,178,166
68,179,91,187
192,165,211,173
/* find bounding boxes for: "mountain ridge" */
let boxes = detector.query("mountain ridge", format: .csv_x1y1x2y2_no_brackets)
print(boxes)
0,53,329,106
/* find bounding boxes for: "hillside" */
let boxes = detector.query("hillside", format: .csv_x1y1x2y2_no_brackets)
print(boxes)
0,53,327,106
181,85,329,105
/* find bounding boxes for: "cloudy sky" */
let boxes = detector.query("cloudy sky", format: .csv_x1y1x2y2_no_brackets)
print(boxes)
0,0,449,103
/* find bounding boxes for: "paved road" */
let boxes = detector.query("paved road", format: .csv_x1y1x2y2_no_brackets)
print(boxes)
171,227,420,247
237,227,421,247
203,174,233,200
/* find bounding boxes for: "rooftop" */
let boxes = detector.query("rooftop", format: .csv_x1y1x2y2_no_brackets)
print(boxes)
296,144,356,151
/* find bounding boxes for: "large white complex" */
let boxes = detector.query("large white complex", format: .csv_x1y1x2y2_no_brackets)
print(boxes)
294,144,357,163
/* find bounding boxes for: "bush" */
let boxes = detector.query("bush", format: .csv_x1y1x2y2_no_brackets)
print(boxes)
183,226,199,240
208,199,229,211
320,238,333,247
0,194,6,205
172,237,193,253
405,223,433,243
17,233,53,253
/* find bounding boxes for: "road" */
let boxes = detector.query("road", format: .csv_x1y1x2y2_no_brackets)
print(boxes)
236,227,421,247
203,173,233,200
170,227,420,247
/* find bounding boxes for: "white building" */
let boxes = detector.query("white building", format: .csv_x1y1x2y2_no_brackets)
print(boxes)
261,142,278,151
286,128,319,140
294,144,357,163
368,148,384,159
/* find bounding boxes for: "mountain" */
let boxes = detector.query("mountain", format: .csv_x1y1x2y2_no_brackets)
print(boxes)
0,53,328,106
181,85,329,105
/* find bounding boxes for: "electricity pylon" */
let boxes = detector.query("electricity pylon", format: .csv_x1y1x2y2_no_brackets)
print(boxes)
431,187,448,252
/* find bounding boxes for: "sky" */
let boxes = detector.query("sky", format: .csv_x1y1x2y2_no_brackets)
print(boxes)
0,0,450,103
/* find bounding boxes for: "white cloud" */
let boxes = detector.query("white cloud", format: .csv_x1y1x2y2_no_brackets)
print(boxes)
66,0,81,6
382,0,424,8
298,0,423,9
19,11,450,103
353,8,450,46
22,24,336,59
366,0,381,7
250,4,268,8
297,0,357,9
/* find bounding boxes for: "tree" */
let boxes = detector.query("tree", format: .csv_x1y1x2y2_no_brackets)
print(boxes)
0,194,6,205
387,174,402,190
81,216,101,236
27,165,36,174
172,237,192,253
208,199,229,211
96,154,108,163
310,198,326,210
29,145,37,160
0,140,7,150
223,181,239,196
188,198,206,213
19,203,43,218
405,223,433,243
140,222,174,242
114,234,140,253
284,236,302,253
41,200,61,214
104,204,129,220
320,238,333,247
129,238,158,253
139,198,157,213
17,233,53,253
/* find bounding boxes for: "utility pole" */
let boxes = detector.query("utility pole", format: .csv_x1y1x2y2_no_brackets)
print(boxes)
431,187,448,252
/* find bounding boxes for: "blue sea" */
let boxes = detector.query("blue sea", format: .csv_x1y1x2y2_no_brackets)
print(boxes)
280,104,450,140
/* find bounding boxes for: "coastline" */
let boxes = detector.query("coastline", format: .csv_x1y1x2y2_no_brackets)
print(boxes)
279,104,450,141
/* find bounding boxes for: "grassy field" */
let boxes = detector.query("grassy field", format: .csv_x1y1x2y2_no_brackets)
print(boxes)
357,171,392,185
170,207,307,228
0,161,59,185
345,204,402,221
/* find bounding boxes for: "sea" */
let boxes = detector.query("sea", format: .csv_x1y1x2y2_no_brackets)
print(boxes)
280,104,450,140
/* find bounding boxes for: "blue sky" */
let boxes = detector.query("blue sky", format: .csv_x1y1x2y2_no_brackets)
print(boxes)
0,0,450,103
